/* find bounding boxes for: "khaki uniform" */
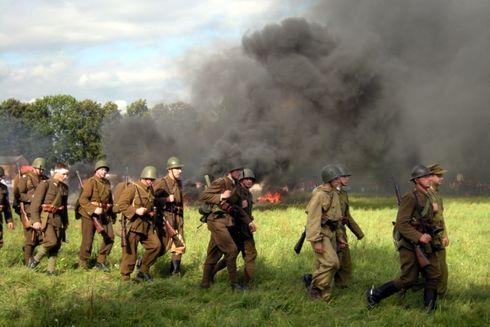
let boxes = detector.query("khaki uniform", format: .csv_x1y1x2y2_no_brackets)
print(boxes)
17,172,47,263
393,189,441,291
335,189,364,287
153,175,185,258
305,184,342,302
428,186,448,296
78,176,116,266
118,181,161,279
30,179,69,270
200,176,252,286
0,182,13,248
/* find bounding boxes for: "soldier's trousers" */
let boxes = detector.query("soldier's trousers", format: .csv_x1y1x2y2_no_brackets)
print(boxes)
394,247,441,290
79,217,114,264
436,249,448,296
120,230,161,277
0,223,3,249
335,244,352,287
312,235,340,302
40,223,62,256
21,211,42,263
214,237,258,282
203,219,239,284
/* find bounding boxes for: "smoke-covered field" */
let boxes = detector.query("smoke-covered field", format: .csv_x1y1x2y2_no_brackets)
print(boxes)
0,195,488,326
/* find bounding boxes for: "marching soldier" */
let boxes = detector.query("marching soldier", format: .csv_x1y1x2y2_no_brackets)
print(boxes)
0,167,14,249
78,160,116,272
119,166,161,282
16,157,48,264
200,164,253,290
334,164,364,288
428,164,449,297
303,164,343,302
213,168,258,285
28,163,69,275
367,164,441,312
153,156,186,276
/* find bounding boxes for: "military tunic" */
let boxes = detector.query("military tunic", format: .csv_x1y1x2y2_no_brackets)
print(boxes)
305,184,342,302
78,176,116,265
335,188,364,287
200,175,251,286
153,175,185,258
17,172,47,263
30,179,69,257
428,186,448,296
0,182,13,249
118,181,161,278
393,188,441,290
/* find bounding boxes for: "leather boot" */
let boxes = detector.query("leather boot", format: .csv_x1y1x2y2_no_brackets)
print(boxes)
201,264,215,289
170,260,181,276
424,288,438,313
366,281,398,309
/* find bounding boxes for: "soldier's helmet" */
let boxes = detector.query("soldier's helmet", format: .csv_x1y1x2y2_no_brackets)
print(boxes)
410,164,433,181
427,163,447,176
240,168,256,181
321,164,342,183
167,156,183,170
94,160,110,172
335,163,351,177
140,166,157,180
0,167,4,177
228,160,243,173
31,157,47,170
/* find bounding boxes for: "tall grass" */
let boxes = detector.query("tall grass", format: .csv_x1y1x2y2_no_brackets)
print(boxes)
0,196,488,326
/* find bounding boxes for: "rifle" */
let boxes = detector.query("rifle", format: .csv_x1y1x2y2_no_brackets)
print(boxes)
294,227,306,254
15,163,35,241
76,170,105,234
120,168,129,252
391,177,430,269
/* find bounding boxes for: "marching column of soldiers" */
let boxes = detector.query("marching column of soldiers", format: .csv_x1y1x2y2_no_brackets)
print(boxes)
0,156,450,312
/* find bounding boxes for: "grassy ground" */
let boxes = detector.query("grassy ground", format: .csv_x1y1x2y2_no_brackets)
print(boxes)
0,195,488,326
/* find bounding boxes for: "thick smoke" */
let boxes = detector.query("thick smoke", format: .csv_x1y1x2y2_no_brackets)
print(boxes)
103,0,490,189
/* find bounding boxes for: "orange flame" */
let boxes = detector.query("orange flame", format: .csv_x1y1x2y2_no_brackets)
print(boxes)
258,192,281,204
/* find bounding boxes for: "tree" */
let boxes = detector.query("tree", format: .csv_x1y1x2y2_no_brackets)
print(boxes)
126,99,149,117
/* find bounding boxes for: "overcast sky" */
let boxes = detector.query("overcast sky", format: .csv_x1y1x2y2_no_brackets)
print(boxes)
0,0,313,108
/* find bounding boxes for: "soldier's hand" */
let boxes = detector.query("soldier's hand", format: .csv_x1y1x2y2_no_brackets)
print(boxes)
337,238,347,249
221,190,231,200
242,200,248,208
135,207,148,216
94,207,103,215
32,222,42,230
312,241,324,254
7,222,14,230
419,233,432,244
442,236,449,247
249,222,257,233
167,194,175,202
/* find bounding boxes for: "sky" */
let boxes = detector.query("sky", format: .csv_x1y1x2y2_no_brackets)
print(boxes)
0,0,314,109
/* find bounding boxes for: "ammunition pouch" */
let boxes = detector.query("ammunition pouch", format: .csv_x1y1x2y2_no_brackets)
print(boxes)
321,217,338,230
198,203,212,223
42,204,64,214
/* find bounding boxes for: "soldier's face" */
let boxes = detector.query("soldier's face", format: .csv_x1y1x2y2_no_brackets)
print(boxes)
431,174,444,186
416,175,432,189
142,178,154,186
34,168,43,176
241,178,254,189
340,176,350,186
54,171,69,183
330,177,342,188
95,168,108,179
169,168,182,180
230,170,242,180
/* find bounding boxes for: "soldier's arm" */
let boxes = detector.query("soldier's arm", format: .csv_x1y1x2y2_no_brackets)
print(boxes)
346,210,364,240
305,191,324,243
119,185,137,220
199,179,224,204
153,180,170,207
18,176,32,202
79,178,97,215
395,193,422,243
1,188,13,223
61,186,69,227
30,181,48,224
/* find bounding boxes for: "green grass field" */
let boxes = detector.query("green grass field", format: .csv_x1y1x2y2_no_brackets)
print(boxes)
0,195,489,326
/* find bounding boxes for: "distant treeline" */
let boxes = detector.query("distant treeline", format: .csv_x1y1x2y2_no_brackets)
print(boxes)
0,95,192,166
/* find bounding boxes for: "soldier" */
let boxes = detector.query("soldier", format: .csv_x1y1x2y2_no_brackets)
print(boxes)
16,157,48,264
200,164,253,290
367,164,441,313
212,168,258,285
28,163,69,275
0,167,14,249
119,166,161,282
78,160,116,272
303,164,343,302
334,164,364,288
153,156,186,276
427,163,449,297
